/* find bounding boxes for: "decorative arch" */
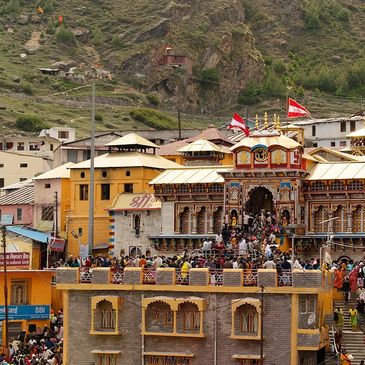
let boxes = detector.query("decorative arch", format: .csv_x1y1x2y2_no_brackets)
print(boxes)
213,206,223,234
176,302,201,334
179,207,190,234
231,298,261,340
245,186,275,214
91,296,120,334
145,300,174,333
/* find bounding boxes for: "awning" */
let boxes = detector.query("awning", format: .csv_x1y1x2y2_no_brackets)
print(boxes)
91,350,121,355
144,352,194,358
109,193,161,211
92,243,109,250
6,226,50,243
232,355,264,360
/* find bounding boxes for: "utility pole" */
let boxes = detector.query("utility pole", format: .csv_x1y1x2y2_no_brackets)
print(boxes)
54,191,58,238
87,78,96,256
1,226,9,355
177,108,181,141
260,285,264,364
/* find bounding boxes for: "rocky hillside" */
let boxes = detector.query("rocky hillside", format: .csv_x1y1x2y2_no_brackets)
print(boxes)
0,0,364,136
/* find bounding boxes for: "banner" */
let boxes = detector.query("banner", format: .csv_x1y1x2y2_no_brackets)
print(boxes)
48,237,65,252
0,305,50,320
0,252,30,267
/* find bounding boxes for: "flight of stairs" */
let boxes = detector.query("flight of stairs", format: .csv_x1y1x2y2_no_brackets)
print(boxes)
327,298,365,365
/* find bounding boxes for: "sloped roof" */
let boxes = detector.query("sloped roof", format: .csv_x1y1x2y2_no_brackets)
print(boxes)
0,184,34,205
307,147,361,162
177,138,230,153
71,151,180,169
231,133,300,151
150,166,230,185
307,162,365,180
106,133,159,148
1,179,33,191
33,162,74,180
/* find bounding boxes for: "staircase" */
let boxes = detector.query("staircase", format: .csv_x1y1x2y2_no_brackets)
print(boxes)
329,298,365,365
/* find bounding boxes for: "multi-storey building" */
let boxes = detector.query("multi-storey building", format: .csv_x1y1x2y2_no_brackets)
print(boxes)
56,266,333,365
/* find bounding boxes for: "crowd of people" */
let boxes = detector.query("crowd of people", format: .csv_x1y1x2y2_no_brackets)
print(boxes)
0,311,63,365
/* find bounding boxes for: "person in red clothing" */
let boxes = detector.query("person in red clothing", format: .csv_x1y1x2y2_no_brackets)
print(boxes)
139,255,147,267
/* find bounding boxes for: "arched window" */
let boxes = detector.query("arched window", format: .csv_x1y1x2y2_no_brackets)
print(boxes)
179,207,190,234
176,302,200,334
197,207,206,234
236,304,258,335
134,214,141,237
146,301,173,333
94,300,116,332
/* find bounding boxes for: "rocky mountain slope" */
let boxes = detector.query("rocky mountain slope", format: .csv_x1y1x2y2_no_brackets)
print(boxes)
0,0,364,136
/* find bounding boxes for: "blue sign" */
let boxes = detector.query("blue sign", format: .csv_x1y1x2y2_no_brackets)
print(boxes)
0,305,50,320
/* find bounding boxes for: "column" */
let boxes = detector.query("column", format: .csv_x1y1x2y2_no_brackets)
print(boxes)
191,212,197,234
207,209,214,234
346,207,352,233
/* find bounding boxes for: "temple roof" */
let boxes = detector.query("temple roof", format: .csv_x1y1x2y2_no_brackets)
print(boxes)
231,133,301,151
150,166,230,185
106,133,159,149
71,151,180,170
307,162,365,180
33,162,74,180
177,138,230,154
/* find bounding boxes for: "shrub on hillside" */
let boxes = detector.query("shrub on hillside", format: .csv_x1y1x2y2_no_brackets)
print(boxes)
0,0,20,14
129,108,175,130
15,115,49,132
146,93,160,106
56,26,75,44
92,27,104,46
238,82,262,105
200,68,220,88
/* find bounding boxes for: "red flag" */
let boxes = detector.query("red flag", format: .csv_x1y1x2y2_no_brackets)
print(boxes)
287,98,310,118
228,113,250,136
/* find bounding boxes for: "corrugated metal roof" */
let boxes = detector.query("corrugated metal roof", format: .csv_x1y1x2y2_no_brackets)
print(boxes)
177,138,230,153
346,128,365,138
307,162,365,180
150,166,229,185
231,134,300,151
6,226,50,243
33,162,74,180
106,133,159,148
71,151,180,169
1,179,33,191
0,184,34,205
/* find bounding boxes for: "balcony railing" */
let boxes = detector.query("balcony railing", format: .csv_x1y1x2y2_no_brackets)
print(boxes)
57,268,320,288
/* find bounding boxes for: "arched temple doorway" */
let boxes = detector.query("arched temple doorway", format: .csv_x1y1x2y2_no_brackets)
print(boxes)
246,187,274,214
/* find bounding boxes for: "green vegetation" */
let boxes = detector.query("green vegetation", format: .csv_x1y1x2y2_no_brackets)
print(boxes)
303,0,350,30
146,93,160,106
56,26,75,44
92,27,104,46
15,115,49,132
199,68,220,88
0,0,20,14
129,108,176,130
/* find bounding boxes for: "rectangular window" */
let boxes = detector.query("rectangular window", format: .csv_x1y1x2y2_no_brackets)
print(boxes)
340,121,346,132
97,354,117,365
331,141,336,147
10,280,29,305
183,312,200,332
339,141,347,147
0,178,4,188
240,313,258,333
0,164,4,167
312,142,318,147
17,142,25,151
58,131,69,139
50,144,54,151
146,356,190,365
101,184,110,200
0,143,3,150
20,163,28,168
29,142,40,151
44,183,51,189
311,125,316,137
80,184,89,200
124,183,133,193
16,208,22,221
41,206,54,221
19,178,27,182
350,120,356,132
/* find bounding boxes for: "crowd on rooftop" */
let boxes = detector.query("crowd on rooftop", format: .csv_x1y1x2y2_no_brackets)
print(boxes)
1,311,63,365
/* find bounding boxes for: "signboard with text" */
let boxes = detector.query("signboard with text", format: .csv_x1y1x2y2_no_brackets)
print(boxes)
0,252,30,267
49,237,65,252
0,305,50,320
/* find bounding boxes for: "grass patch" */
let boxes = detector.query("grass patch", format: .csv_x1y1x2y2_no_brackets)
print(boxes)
129,108,176,130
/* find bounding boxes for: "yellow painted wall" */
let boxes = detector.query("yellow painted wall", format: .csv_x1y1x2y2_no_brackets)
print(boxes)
67,166,163,256
0,271,54,347
60,178,71,233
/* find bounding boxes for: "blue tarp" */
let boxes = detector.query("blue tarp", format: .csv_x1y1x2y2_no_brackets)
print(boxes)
6,226,50,243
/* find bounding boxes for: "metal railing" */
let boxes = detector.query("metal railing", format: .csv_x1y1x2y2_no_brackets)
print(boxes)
111,269,124,284
176,269,189,285
80,268,92,283
243,269,258,286
277,270,293,287
209,269,224,286
143,268,157,285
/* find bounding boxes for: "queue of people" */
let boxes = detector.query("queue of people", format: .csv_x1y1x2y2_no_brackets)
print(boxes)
0,311,63,365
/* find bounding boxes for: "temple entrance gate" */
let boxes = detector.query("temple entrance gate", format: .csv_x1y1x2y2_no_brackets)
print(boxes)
246,187,274,215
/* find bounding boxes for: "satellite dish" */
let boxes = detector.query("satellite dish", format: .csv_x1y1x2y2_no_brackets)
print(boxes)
307,313,316,326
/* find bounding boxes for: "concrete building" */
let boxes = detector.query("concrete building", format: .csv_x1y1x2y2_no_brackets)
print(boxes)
290,115,364,148
32,162,73,238
39,126,76,144
56,266,333,365
0,151,52,188
66,133,179,257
